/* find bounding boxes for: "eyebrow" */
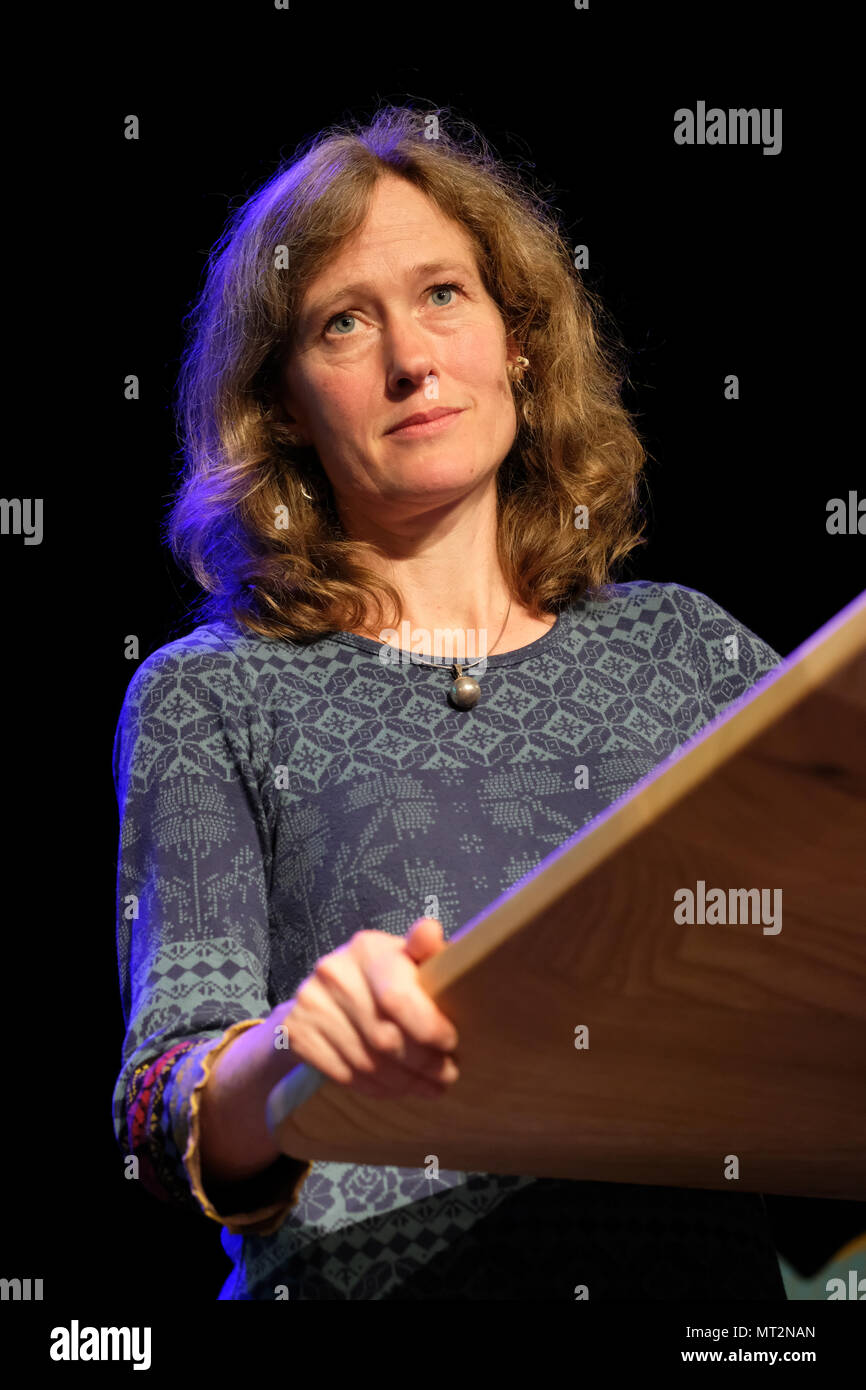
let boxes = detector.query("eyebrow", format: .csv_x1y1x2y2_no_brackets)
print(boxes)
304,260,476,324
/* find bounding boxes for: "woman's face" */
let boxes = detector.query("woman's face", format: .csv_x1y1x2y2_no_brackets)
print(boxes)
281,174,521,527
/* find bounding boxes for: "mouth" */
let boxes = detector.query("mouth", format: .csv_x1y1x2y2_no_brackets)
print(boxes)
385,408,465,439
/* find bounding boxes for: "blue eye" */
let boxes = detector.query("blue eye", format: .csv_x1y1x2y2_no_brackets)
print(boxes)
322,282,464,337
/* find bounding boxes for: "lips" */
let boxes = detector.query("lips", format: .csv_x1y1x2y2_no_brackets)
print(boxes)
386,407,463,434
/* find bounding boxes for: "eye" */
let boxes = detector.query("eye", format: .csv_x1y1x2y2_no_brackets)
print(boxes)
322,282,465,338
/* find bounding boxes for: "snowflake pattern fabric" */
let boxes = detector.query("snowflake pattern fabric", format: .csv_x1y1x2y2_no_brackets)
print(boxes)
111,579,788,1300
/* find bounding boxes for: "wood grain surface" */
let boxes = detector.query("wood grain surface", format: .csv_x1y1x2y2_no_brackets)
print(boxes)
268,590,866,1199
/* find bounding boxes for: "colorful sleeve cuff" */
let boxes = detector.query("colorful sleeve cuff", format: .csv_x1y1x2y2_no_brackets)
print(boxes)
182,1017,314,1237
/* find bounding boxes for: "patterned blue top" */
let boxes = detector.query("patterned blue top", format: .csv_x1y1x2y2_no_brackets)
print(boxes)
112,579,788,1300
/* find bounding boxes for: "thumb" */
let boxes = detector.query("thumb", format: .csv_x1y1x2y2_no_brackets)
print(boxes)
404,915,446,963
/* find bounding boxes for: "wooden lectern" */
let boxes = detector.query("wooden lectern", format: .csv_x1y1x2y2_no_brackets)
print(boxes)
267,591,866,1200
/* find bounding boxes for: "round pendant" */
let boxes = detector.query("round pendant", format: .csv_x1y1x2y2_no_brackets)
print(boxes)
449,674,482,709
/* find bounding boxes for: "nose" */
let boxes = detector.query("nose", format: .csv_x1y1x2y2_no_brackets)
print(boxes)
383,318,439,395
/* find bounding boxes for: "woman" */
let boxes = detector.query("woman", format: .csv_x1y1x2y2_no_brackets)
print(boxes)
112,104,787,1300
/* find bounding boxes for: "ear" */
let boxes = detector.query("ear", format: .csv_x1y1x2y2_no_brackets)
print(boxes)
273,392,310,445
505,333,522,371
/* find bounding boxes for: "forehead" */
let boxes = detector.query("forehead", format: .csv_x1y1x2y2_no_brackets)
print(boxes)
309,177,477,287
350,175,468,243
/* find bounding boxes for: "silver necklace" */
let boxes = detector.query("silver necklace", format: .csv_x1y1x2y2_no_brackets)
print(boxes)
370,597,513,710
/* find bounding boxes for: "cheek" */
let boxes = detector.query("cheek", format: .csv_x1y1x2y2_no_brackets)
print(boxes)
305,372,367,433
449,324,508,390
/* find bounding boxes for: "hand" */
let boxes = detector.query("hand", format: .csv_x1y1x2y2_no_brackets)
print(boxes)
272,918,460,1100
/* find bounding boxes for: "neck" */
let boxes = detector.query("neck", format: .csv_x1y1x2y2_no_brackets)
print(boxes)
337,482,519,651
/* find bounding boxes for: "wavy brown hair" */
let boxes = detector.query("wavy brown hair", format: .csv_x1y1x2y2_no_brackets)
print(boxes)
168,103,648,642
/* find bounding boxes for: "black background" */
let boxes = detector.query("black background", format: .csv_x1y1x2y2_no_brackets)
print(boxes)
3,2,862,1307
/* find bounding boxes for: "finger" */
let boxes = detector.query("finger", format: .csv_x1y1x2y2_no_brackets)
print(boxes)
360,939,458,1053
293,976,454,1096
311,948,453,1080
402,922,457,1049
283,982,377,1087
316,943,458,1077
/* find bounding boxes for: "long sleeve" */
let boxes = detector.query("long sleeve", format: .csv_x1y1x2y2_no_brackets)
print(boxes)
111,630,313,1236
